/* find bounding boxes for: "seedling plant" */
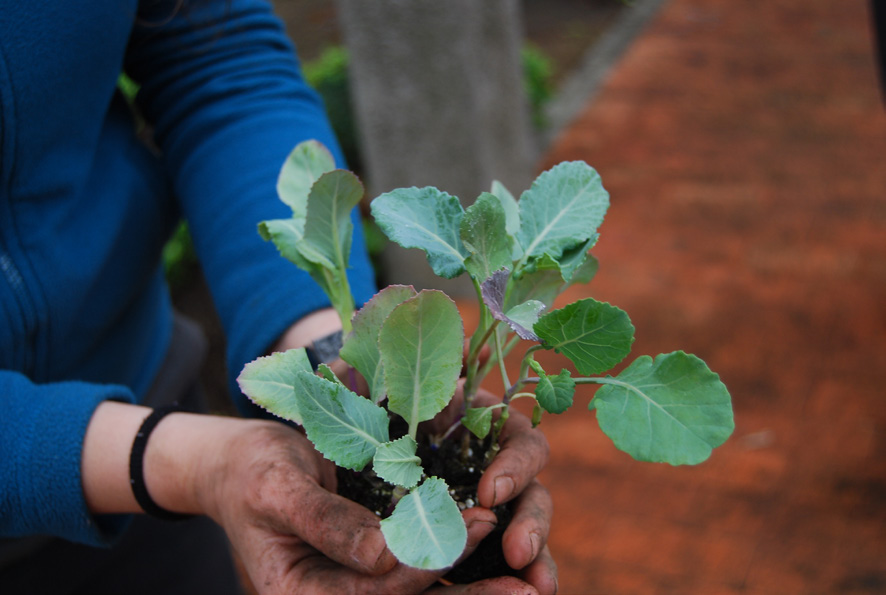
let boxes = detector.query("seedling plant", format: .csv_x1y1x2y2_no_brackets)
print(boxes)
238,141,734,572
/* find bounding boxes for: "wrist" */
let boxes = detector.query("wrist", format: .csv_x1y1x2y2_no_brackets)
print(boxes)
271,307,342,353
141,411,248,517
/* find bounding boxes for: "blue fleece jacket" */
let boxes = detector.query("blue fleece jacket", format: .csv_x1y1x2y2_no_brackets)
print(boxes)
0,0,375,546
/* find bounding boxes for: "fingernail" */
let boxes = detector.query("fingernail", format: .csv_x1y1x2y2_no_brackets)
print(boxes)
373,546,397,574
528,531,540,561
355,530,396,574
493,476,515,505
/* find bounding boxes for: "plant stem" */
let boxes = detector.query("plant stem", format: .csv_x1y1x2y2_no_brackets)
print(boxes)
523,376,608,385
391,485,408,507
476,333,520,384
493,329,511,392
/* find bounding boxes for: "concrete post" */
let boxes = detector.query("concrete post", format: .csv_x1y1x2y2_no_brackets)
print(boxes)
336,0,536,293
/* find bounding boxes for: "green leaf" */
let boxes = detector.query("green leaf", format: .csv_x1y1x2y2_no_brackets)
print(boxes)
258,218,336,296
489,180,520,237
463,407,494,439
592,352,734,465
506,263,565,310
317,363,343,386
291,371,389,471
558,236,597,282
569,252,599,286
276,140,336,215
340,285,418,403
505,300,546,339
380,477,467,570
534,298,634,375
489,180,522,259
371,187,468,278
258,218,308,268
236,349,313,424
516,161,609,264
379,290,464,433
534,368,575,414
297,170,363,271
481,269,543,341
373,436,423,489
460,193,513,282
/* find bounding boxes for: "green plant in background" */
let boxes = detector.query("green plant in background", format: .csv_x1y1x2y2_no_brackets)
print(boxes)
238,140,734,572
162,220,197,290
521,44,555,129
303,47,363,175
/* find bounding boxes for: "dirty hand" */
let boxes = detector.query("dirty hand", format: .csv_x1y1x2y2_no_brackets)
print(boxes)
423,388,558,595
198,418,548,595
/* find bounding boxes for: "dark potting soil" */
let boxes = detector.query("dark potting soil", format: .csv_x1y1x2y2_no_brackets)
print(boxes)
336,424,517,583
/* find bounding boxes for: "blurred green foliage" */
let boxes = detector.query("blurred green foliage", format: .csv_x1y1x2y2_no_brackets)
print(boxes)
162,220,197,290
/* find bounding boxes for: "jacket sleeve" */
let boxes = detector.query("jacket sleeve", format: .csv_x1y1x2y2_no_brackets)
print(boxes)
0,371,133,545
124,0,377,412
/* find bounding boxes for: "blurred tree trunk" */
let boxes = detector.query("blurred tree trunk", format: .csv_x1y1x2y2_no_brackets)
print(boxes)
336,0,536,294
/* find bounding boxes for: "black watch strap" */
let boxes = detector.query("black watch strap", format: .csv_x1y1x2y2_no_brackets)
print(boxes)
305,330,343,370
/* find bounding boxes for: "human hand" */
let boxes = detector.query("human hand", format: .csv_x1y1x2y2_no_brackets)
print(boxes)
196,418,549,595
423,388,558,595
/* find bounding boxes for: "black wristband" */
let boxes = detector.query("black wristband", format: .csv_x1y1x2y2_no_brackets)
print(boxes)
129,406,195,521
305,329,344,370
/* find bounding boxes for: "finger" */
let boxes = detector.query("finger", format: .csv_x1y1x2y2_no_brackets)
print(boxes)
280,477,398,575
501,481,553,570
519,546,558,595
272,508,499,595
476,409,549,508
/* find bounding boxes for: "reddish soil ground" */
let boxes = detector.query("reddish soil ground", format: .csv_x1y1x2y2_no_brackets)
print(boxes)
519,0,886,592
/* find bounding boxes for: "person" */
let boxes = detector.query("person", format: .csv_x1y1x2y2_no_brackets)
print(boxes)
0,1,557,594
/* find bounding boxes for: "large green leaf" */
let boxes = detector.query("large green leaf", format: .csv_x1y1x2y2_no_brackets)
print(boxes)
291,371,389,471
373,436,423,489
516,161,609,263
236,348,313,424
371,187,468,279
276,140,336,215
379,290,464,432
534,298,634,375
530,361,575,414
340,285,417,403
380,477,467,570
298,170,363,271
460,193,512,282
592,352,734,465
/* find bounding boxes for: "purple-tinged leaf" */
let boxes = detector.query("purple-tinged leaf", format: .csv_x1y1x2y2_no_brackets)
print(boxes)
481,270,544,341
